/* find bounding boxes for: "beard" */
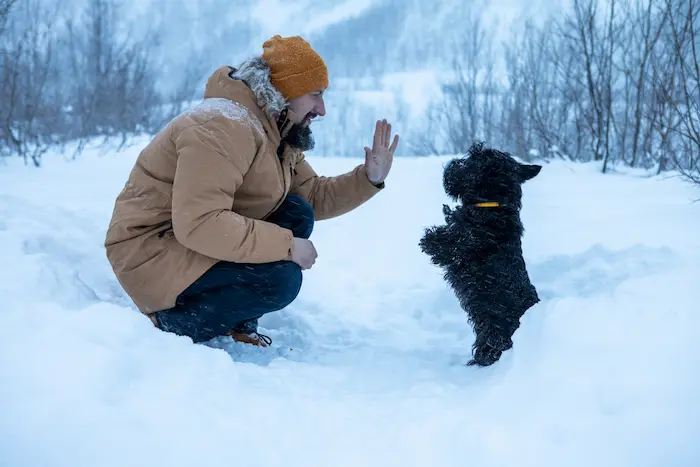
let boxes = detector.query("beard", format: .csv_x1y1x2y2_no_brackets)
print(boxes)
281,112,316,152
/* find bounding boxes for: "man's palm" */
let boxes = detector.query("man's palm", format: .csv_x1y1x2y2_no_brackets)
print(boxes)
364,119,399,184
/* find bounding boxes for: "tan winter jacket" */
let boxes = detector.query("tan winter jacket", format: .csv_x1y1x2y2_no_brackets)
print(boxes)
104,60,383,315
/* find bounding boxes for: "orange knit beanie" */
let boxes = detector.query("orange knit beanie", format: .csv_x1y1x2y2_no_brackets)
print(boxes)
261,35,329,100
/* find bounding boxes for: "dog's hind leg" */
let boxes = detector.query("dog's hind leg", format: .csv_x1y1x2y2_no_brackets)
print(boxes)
467,337,503,367
467,314,520,366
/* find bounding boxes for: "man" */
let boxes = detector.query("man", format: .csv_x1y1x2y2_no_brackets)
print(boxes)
104,35,399,347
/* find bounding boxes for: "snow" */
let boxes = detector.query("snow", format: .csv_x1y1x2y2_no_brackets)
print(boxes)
184,98,265,137
185,98,251,122
1,142,700,467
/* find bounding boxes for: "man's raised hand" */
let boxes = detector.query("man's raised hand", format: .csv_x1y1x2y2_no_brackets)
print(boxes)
364,119,399,185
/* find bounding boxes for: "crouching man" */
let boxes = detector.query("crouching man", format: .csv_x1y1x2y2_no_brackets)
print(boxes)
104,35,399,346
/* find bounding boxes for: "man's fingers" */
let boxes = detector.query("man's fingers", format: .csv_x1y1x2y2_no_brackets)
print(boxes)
389,134,399,154
385,122,391,148
373,120,381,150
371,119,397,153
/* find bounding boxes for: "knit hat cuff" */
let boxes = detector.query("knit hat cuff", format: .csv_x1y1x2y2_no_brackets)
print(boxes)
271,64,329,100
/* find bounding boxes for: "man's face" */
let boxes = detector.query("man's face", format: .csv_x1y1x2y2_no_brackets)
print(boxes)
287,89,326,126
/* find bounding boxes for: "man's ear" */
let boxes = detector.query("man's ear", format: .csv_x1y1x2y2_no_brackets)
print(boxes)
519,164,542,182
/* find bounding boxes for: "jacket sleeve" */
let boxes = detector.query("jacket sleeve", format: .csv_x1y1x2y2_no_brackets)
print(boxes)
171,117,293,263
289,154,384,221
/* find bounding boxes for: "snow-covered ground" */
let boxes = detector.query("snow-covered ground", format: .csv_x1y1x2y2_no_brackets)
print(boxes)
1,141,699,467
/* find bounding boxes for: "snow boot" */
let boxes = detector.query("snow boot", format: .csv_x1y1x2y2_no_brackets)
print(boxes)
227,318,272,347
227,331,272,347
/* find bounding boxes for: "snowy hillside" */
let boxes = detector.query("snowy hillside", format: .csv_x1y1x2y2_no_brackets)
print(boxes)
120,0,564,78
1,141,699,466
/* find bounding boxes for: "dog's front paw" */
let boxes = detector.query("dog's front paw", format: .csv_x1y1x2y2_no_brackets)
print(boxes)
419,225,455,267
419,226,442,254
442,204,454,221
418,229,434,254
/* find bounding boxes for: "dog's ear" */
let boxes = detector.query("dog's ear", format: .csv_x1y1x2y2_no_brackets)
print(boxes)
519,164,542,182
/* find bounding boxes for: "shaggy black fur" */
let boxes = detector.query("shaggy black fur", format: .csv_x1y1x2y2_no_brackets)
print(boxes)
419,141,542,366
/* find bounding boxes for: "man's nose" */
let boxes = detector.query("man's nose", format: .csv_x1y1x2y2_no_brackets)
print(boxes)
315,97,326,117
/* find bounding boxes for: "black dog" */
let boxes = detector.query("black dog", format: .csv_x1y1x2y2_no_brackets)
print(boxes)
419,142,541,366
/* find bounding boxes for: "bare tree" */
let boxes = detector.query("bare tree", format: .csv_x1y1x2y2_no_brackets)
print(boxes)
618,0,669,167
556,0,622,169
599,0,619,173
60,0,163,148
0,0,16,34
411,7,499,156
661,0,700,184
500,18,580,162
0,0,63,166
1,0,200,165
403,0,698,187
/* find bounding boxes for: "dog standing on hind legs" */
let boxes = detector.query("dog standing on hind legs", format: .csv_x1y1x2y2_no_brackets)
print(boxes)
419,141,542,366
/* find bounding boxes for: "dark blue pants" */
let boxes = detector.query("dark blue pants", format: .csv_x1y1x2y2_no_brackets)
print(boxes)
154,195,314,343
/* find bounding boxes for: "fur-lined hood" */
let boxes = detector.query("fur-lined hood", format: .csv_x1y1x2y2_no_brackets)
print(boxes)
203,57,299,143
203,57,286,118
229,57,287,118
